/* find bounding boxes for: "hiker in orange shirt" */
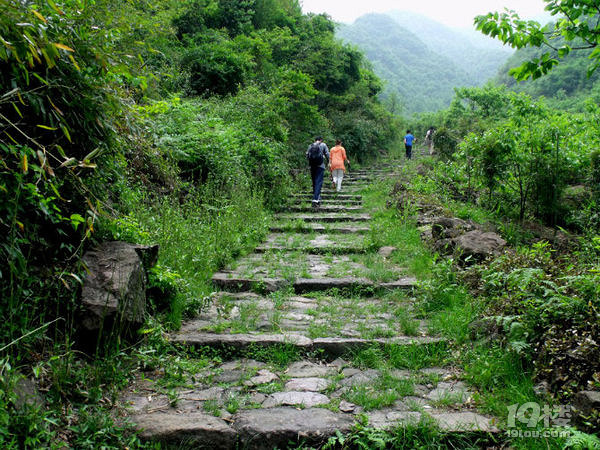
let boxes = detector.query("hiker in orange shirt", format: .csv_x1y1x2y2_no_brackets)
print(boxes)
329,140,350,192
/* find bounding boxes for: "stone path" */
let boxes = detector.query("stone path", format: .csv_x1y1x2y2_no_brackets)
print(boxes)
121,168,498,448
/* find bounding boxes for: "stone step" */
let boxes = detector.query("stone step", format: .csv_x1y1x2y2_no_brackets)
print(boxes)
255,244,365,254
275,213,371,223
269,223,370,234
286,205,364,213
211,273,416,294
169,330,443,356
125,358,498,449
292,198,362,206
292,194,362,201
255,232,368,254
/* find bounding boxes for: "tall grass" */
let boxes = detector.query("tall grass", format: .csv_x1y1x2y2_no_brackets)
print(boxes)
123,183,271,323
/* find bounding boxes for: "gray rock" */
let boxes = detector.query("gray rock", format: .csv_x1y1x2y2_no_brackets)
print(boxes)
340,370,379,387
244,370,279,387
339,400,357,413
13,376,45,411
341,368,361,378
453,231,506,262
367,410,422,428
573,390,600,418
426,382,472,404
133,412,236,447
329,358,349,370
432,412,498,432
220,359,265,370
286,361,334,378
81,241,152,332
250,393,267,405
262,391,330,408
432,218,473,240
284,378,329,392
533,381,551,397
233,407,353,449
378,246,397,258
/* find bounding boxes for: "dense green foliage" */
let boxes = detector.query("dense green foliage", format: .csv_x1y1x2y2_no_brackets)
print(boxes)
475,0,600,80
495,28,600,110
337,13,510,115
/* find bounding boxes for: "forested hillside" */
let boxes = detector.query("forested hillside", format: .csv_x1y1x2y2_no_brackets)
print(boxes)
337,14,475,114
386,11,511,84
337,12,510,114
495,37,600,110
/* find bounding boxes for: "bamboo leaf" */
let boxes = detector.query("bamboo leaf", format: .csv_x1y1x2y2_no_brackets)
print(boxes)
61,125,71,142
68,54,80,71
11,102,23,118
31,10,47,23
47,0,65,15
37,124,57,130
53,42,74,52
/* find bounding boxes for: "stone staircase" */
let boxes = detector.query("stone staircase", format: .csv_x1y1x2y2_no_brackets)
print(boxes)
120,168,498,448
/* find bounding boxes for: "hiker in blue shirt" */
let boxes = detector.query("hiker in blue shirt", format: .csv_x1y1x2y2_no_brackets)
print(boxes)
306,137,330,208
404,130,416,160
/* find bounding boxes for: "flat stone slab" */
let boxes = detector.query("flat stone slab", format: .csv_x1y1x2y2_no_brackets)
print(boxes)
295,277,416,293
292,194,363,201
269,224,370,234
233,408,354,449
366,410,497,433
286,361,336,378
132,412,237,447
262,391,330,408
275,213,371,223
284,378,329,392
426,381,472,403
169,332,313,349
211,273,287,293
255,232,368,254
169,329,444,355
287,205,364,213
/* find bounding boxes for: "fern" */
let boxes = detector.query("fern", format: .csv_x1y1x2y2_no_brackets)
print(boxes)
564,428,600,450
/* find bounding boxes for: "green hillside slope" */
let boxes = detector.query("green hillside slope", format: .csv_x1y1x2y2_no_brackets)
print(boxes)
337,14,476,114
386,10,511,84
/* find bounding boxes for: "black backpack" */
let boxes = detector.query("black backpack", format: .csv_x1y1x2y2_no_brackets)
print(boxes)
307,142,323,166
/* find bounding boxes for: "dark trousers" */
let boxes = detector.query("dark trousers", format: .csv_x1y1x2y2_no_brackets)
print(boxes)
310,166,325,202
405,144,412,159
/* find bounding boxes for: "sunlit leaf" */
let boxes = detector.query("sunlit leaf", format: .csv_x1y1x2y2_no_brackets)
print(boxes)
31,10,47,23
53,42,74,52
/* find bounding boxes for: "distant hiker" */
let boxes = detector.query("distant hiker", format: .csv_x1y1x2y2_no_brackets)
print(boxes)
329,140,350,193
425,127,435,155
307,136,330,208
404,130,415,160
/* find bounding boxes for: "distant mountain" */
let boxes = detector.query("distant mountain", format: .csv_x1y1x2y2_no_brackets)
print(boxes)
385,11,511,84
337,14,506,114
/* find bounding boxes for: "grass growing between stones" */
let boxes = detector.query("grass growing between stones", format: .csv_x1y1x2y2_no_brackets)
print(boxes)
349,342,449,371
319,414,497,450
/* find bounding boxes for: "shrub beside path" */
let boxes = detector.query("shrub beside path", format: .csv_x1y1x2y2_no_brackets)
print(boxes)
120,167,498,448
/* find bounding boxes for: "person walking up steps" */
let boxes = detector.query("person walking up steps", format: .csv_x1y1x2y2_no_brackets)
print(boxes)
404,130,415,160
307,136,329,208
425,127,435,155
329,140,349,193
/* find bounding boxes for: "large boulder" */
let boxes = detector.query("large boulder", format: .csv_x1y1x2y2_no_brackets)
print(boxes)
453,231,506,262
81,241,158,333
431,217,474,240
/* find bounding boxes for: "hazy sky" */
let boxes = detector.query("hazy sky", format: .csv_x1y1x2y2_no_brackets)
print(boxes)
300,0,550,28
